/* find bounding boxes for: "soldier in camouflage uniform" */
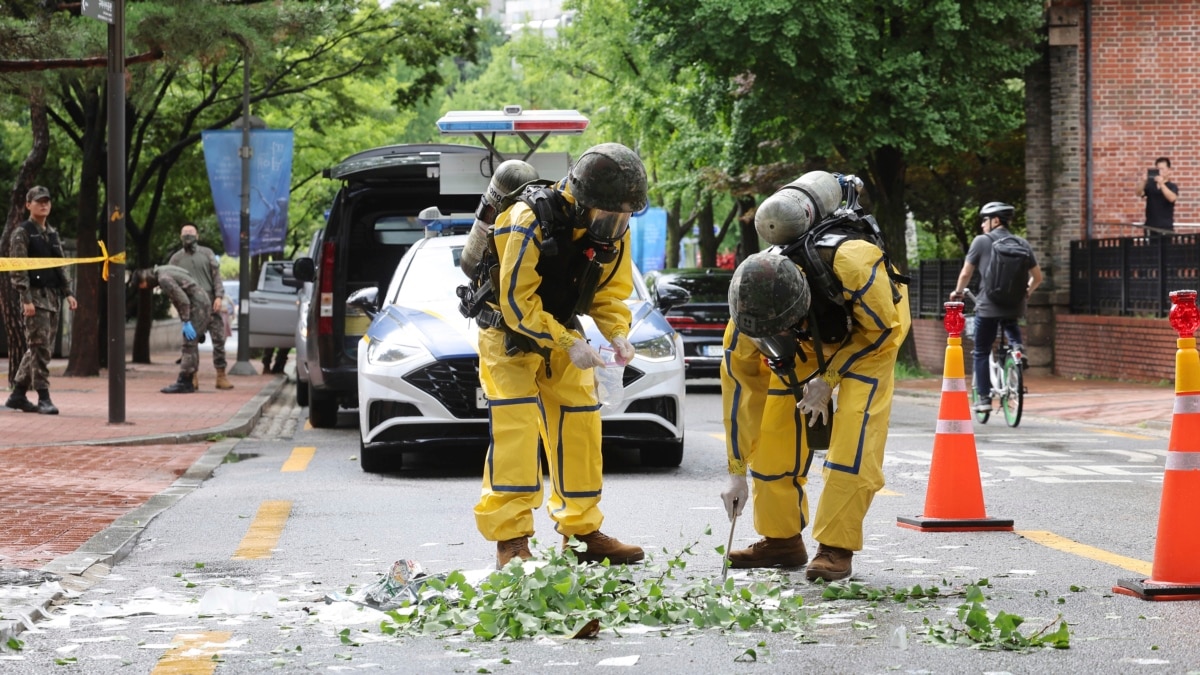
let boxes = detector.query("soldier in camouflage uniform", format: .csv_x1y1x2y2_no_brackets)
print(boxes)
168,222,232,389
6,186,77,415
133,265,211,394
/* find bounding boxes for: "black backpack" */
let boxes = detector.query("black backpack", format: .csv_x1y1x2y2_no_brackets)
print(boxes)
983,231,1035,308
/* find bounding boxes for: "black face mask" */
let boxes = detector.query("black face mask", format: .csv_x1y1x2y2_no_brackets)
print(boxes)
751,332,798,363
182,234,198,251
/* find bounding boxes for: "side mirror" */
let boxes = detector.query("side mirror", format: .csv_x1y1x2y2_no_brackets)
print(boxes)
347,286,379,319
655,282,691,314
293,257,315,283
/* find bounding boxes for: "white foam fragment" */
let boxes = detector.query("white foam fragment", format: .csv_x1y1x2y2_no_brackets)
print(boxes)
597,655,640,666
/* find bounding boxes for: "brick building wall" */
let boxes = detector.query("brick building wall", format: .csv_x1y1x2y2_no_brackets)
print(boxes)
1087,1,1200,235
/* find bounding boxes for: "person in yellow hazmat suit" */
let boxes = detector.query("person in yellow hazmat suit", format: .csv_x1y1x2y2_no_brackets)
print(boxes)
472,143,649,569
720,171,911,581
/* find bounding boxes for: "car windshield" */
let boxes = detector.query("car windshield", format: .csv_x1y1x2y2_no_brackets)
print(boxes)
392,240,646,306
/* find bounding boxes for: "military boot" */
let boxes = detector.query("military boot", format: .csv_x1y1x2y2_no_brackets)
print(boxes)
5,386,37,413
192,371,199,390
728,534,808,569
161,373,196,394
564,531,644,565
215,367,234,390
35,390,58,415
805,544,854,582
496,536,532,569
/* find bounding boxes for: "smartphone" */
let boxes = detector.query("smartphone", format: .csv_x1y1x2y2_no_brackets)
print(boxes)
1149,168,1160,178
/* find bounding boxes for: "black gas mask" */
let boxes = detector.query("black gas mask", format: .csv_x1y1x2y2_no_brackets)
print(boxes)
182,234,198,252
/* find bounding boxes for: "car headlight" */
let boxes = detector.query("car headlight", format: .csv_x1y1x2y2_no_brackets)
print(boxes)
365,332,424,364
632,333,676,362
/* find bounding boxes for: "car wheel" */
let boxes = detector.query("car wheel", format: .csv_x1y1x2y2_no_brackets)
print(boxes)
296,379,309,407
359,436,400,474
639,438,684,468
309,384,338,428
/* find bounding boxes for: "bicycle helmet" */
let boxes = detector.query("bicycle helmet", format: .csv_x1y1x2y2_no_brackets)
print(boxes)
979,201,1015,224
728,251,811,338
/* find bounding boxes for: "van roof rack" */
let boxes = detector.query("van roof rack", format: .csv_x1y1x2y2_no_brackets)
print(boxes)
435,106,589,164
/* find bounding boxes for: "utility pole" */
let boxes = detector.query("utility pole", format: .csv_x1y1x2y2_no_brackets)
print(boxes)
227,40,257,376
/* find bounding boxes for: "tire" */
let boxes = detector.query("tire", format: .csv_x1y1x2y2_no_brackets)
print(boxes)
359,436,400,473
296,379,309,407
308,384,339,428
1001,355,1023,427
640,438,684,467
969,384,990,424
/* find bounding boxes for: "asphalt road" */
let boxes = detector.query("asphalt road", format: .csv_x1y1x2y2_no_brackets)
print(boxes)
4,382,1199,674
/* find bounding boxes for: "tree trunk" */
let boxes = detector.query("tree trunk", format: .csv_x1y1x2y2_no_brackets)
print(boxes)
697,195,716,268
665,198,683,269
863,144,918,366
3,100,50,387
736,196,758,264
65,90,106,377
130,212,153,364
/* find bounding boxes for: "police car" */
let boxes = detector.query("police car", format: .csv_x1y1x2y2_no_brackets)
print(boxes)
354,233,686,473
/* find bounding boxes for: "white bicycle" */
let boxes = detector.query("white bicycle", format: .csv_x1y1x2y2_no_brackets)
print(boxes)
962,291,1026,427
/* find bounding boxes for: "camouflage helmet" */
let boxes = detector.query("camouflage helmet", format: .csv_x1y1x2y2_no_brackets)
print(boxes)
728,251,811,338
568,143,648,213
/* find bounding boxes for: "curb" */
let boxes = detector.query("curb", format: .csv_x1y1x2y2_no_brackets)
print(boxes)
0,377,286,644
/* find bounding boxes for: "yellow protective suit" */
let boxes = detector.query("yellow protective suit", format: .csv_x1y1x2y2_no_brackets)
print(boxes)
474,182,634,542
722,239,911,551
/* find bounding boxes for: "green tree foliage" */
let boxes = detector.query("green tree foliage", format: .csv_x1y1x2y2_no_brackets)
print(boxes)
631,0,1044,271
0,0,485,368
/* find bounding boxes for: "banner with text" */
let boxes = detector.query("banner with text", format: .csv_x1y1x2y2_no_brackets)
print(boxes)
201,129,294,257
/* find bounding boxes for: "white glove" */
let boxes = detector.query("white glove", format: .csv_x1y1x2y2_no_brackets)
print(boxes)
568,339,605,369
797,378,832,427
611,335,635,365
720,473,748,521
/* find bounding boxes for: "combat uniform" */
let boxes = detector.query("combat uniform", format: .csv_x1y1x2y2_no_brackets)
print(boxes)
8,217,74,410
169,240,229,381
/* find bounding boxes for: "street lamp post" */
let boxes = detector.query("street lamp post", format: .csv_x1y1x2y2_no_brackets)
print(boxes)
227,43,258,376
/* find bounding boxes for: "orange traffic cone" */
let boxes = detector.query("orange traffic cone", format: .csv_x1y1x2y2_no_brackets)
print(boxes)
897,301,1013,532
1115,289,1200,601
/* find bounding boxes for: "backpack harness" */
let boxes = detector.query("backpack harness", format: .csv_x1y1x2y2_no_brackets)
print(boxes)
457,181,624,360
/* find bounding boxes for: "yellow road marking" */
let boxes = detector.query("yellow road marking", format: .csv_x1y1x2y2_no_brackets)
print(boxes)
150,631,232,675
1017,530,1152,575
877,488,902,496
281,446,315,472
1092,429,1157,441
232,500,292,560
708,432,725,442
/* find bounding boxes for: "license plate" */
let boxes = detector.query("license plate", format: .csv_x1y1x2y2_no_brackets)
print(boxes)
701,344,724,357
476,388,488,409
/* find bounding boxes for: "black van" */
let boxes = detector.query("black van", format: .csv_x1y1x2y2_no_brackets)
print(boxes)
292,144,487,427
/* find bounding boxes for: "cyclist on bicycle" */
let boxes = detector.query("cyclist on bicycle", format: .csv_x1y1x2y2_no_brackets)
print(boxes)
949,201,1044,413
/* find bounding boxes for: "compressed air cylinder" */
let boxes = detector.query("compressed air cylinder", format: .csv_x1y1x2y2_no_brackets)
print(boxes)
754,170,844,245
460,159,540,274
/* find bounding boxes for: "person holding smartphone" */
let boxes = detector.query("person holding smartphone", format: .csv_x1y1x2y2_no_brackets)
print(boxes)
1136,156,1179,234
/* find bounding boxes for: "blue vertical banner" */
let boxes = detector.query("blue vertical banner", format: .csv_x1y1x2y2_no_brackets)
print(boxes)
629,207,667,273
201,129,294,256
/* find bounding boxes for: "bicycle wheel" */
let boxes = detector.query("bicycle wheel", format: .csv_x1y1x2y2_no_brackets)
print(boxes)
969,382,990,424
1001,354,1023,427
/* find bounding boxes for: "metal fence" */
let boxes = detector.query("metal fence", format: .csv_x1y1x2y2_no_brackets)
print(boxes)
913,233,1200,319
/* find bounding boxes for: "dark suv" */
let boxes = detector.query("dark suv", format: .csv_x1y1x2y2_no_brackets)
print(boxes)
643,267,733,379
292,144,487,427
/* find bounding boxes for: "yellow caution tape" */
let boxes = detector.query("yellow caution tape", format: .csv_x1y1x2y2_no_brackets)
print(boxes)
0,240,126,281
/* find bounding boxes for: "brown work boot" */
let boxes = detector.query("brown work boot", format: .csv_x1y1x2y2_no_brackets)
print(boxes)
192,371,199,390
564,531,644,565
728,534,808,569
215,367,234,390
496,536,532,569
805,544,854,582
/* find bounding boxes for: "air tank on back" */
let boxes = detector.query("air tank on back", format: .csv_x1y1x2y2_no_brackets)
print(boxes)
754,171,844,246
459,159,540,275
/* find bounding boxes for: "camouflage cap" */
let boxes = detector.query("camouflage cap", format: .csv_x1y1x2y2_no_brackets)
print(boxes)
26,186,50,202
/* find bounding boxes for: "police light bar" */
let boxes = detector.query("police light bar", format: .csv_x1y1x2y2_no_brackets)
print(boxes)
436,107,589,135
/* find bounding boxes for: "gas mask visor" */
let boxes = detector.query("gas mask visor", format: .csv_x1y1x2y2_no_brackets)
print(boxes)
750,331,798,364
584,208,631,244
